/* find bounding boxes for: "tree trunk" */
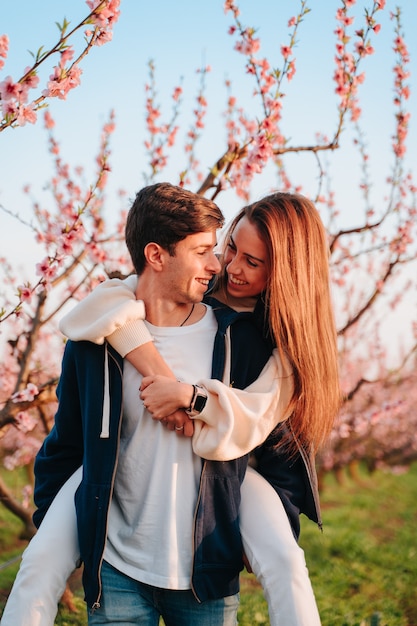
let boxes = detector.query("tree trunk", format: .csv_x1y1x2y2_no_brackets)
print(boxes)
348,459,365,484
334,465,346,485
0,475,36,540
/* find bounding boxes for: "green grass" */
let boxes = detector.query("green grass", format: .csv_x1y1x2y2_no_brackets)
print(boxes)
301,465,417,626
0,463,416,625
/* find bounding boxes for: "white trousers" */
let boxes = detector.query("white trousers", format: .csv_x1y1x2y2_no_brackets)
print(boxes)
240,467,321,625
0,467,81,626
0,466,321,626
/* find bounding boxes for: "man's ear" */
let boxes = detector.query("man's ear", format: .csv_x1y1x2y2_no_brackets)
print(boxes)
143,242,165,272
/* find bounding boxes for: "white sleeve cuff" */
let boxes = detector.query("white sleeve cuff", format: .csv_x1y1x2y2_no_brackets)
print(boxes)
106,319,154,357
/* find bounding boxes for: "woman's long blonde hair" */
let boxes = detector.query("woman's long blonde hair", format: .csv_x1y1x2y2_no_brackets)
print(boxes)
219,192,341,452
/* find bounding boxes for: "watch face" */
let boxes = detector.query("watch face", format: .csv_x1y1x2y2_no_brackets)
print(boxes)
193,393,207,413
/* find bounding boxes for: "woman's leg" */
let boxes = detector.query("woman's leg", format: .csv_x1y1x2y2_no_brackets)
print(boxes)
240,466,321,626
1,467,82,626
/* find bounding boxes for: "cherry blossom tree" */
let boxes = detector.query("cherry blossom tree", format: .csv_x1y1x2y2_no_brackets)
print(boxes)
0,0,123,536
0,0,416,540
0,0,120,131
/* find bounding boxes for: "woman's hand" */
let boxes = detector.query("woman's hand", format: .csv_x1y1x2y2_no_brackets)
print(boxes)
140,376,195,437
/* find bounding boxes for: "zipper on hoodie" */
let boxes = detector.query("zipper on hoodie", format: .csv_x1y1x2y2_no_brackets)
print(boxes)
190,459,207,603
190,327,232,602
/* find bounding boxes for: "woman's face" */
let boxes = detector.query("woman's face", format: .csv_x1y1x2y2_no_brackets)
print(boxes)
223,216,268,299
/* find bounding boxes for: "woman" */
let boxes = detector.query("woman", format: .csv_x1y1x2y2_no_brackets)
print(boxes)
1,192,340,626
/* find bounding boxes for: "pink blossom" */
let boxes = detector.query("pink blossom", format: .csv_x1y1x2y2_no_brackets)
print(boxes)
335,9,354,27
3,436,42,470
15,411,38,433
281,45,292,60
0,33,9,56
167,127,179,147
57,232,77,255
94,30,113,46
287,60,296,81
36,257,58,281
17,104,37,126
0,75,22,101
0,33,9,69
44,110,55,129
12,383,39,403
1,99,17,117
97,169,109,190
59,47,75,67
21,67,40,90
44,65,83,100
86,0,121,31
88,241,108,263
393,36,409,59
234,32,260,57
355,42,374,56
400,85,410,100
172,86,182,101
393,65,410,82
18,285,32,303
224,0,239,17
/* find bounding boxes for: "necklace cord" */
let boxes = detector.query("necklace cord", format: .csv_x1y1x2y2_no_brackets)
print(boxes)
180,303,195,327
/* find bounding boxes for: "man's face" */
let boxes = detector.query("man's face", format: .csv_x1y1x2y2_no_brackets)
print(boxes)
163,230,221,304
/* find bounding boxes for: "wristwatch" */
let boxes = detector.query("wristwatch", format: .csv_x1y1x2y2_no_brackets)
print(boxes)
185,384,208,417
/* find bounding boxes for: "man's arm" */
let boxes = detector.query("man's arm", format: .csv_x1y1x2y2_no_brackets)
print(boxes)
61,277,194,435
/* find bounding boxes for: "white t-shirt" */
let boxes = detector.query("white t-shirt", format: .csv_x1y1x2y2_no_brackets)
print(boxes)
104,306,217,589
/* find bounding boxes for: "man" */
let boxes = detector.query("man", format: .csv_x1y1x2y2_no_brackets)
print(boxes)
33,183,241,625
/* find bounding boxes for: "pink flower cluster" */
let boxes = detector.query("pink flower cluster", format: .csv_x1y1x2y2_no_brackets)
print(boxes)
3,435,42,471
11,382,39,403
44,56,82,101
0,1,120,130
391,11,410,158
0,69,39,126
86,0,120,46
221,2,307,196
0,34,9,71
320,371,417,474
143,60,183,180
14,411,38,434
333,0,384,123
181,67,211,185
1,106,122,325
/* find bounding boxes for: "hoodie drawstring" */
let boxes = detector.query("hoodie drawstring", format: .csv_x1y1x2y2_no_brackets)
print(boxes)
100,343,110,438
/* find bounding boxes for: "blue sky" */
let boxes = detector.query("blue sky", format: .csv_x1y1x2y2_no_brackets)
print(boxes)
2,1,416,222
1,1,416,358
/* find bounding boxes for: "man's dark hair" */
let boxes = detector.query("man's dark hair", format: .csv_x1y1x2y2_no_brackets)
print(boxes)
126,182,224,274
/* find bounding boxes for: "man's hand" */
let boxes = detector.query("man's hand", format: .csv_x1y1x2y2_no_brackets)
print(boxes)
140,376,195,437
160,409,194,438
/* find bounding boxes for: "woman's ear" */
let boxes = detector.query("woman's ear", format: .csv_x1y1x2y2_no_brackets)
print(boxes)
143,242,165,272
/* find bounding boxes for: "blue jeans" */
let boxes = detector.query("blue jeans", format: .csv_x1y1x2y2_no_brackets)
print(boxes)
88,561,239,625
